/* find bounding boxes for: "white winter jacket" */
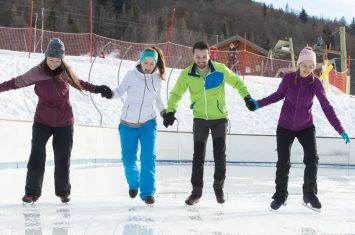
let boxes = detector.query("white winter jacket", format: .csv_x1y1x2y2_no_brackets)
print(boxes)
113,66,165,124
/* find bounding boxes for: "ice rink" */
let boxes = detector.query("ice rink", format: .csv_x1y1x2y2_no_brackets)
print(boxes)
0,163,354,235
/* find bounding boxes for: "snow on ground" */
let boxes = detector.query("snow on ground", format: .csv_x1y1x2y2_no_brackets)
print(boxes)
0,49,354,137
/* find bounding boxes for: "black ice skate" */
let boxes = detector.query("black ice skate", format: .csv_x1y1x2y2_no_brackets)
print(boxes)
303,195,321,212
60,195,70,203
22,195,38,204
214,188,225,204
144,196,155,205
185,194,201,206
270,199,286,210
129,189,138,199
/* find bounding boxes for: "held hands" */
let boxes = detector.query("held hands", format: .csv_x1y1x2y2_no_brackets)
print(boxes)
163,112,176,128
340,131,350,144
244,95,259,112
96,85,113,99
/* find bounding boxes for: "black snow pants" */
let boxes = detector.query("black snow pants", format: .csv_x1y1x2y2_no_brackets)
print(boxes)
191,118,227,196
25,122,73,197
273,124,319,202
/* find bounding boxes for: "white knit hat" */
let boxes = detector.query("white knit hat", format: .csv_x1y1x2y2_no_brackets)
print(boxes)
297,46,316,67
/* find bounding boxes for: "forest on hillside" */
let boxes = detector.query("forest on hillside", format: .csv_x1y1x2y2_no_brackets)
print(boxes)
0,0,355,58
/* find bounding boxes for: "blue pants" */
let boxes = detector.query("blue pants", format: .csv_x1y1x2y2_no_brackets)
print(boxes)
119,120,157,200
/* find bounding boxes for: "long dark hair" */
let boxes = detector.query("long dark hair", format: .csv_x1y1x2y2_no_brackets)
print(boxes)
41,59,83,91
144,47,166,80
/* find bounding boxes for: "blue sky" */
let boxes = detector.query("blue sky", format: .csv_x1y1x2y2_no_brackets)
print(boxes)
254,0,354,24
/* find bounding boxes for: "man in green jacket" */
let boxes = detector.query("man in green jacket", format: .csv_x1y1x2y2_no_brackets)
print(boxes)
163,41,257,205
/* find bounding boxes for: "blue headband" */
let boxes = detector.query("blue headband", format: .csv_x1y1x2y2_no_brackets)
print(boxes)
139,51,158,63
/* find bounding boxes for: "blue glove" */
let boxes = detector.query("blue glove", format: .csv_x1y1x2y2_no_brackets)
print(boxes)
251,99,259,111
340,131,350,144
244,95,259,111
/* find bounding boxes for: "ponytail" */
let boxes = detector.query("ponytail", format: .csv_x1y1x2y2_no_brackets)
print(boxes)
150,47,166,80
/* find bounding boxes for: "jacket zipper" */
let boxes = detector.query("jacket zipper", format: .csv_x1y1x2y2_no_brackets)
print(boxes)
125,104,130,119
292,81,302,129
137,78,147,123
203,77,208,120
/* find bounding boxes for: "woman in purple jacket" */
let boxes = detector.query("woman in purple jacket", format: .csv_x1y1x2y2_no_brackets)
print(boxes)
247,47,350,212
0,38,112,204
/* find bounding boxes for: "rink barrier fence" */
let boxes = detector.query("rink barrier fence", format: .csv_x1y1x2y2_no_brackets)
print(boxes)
0,119,353,169
1,159,354,170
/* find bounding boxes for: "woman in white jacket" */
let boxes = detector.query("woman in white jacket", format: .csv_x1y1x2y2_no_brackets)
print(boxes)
112,47,166,205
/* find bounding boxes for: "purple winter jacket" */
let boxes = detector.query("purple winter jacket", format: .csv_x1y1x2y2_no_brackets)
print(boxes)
257,72,344,134
0,64,98,127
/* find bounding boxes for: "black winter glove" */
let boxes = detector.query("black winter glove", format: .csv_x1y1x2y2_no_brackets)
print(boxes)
163,112,176,128
96,85,113,99
244,95,258,112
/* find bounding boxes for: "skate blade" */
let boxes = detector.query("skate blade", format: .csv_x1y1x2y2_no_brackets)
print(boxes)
268,206,282,211
22,202,35,206
185,200,200,206
302,202,321,213
268,201,287,211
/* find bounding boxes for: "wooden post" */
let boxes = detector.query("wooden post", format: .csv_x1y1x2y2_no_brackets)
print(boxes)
289,38,295,70
28,0,34,58
339,26,349,94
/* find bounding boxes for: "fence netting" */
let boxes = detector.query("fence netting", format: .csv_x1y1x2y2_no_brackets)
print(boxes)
0,26,349,93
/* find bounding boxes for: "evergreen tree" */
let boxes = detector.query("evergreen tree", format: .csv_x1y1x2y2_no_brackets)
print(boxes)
323,24,335,50
178,18,190,45
113,0,125,13
67,14,79,33
222,22,229,37
124,0,132,14
262,3,267,17
157,14,165,39
264,37,271,50
98,0,108,5
350,17,355,33
132,0,139,18
339,16,347,26
45,9,57,31
299,8,308,24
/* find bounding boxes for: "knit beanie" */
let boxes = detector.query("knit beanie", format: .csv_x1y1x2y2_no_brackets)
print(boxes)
297,46,316,67
45,38,65,59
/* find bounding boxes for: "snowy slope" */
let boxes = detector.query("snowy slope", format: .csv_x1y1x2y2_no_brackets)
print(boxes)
0,49,354,137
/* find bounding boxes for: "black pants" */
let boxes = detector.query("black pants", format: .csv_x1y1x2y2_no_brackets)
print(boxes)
273,125,319,202
25,122,73,197
191,118,227,196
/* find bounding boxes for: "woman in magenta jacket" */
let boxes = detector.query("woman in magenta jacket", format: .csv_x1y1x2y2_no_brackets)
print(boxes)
0,38,112,204
248,47,350,212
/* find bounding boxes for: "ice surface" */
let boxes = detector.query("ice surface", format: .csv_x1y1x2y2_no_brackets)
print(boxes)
0,163,354,234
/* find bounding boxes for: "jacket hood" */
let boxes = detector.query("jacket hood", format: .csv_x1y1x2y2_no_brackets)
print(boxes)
133,61,159,81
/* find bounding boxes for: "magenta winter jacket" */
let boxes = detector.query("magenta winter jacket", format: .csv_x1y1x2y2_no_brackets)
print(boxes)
257,72,344,134
0,64,98,127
